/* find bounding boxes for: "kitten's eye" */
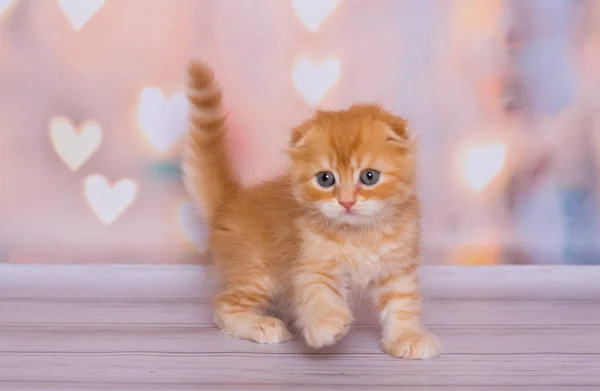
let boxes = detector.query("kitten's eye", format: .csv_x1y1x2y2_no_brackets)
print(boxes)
316,171,335,187
360,169,380,186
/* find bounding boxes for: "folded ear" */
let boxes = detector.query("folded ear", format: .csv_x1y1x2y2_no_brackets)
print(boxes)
381,113,416,148
289,121,313,150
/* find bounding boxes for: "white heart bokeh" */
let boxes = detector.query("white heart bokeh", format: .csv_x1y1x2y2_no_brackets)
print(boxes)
292,57,340,107
57,0,106,31
84,175,138,225
49,116,102,171
137,87,188,153
292,0,339,33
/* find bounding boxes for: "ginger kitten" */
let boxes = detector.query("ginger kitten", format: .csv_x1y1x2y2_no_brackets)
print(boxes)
183,61,440,359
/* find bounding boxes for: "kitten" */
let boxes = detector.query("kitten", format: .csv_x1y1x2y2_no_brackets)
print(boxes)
183,61,441,359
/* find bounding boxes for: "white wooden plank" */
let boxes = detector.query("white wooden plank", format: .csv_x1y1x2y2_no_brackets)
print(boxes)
1,265,599,300
1,353,598,386
0,265,215,300
3,384,596,391
2,325,599,355
1,265,599,388
3,299,600,327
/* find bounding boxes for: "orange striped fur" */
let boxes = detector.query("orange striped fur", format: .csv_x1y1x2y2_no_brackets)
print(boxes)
183,61,440,359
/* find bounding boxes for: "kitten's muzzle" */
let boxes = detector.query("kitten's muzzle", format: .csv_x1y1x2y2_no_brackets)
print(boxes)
339,200,356,211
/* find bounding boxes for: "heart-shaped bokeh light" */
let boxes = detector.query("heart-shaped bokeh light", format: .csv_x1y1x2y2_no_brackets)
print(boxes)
84,175,138,225
292,57,340,107
137,87,188,153
49,116,102,171
292,0,339,33
57,0,106,31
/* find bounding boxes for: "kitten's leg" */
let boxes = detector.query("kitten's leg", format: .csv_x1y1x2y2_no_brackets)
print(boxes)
211,229,291,344
371,265,441,359
214,284,292,344
294,261,352,348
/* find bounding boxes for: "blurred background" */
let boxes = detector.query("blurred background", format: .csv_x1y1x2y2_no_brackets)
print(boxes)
0,0,599,265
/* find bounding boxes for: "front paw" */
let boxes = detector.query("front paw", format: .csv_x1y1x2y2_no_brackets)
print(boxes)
383,332,441,359
249,317,292,344
302,309,352,349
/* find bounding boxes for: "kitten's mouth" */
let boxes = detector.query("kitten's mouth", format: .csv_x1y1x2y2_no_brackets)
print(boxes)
342,211,366,220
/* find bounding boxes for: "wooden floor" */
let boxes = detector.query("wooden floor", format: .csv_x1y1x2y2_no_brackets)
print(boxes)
1,265,600,390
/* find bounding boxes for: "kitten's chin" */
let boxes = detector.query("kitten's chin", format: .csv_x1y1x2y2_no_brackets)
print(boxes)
330,213,372,226
318,208,384,226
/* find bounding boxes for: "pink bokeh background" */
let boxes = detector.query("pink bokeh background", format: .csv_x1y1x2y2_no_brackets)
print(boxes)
1,0,599,264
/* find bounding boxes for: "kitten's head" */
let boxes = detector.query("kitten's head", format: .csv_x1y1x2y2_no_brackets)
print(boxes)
288,104,417,226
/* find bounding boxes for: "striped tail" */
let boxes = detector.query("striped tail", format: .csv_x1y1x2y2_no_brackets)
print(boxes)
182,61,238,223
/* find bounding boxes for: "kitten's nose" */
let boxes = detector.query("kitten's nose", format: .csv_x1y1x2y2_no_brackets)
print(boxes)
339,200,356,211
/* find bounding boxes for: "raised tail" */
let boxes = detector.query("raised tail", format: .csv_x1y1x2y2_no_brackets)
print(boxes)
183,61,238,223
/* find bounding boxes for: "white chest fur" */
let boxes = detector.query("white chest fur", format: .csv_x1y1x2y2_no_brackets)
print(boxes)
302,229,409,288
338,241,402,287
